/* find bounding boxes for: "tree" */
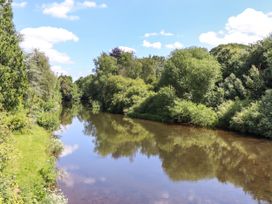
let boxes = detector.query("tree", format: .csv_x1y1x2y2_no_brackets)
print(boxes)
221,73,247,100
0,0,27,110
159,48,221,103
243,66,265,99
109,47,123,59
229,90,272,138
210,43,249,79
139,56,165,85
59,75,78,102
101,75,151,113
116,52,142,79
94,53,118,77
246,35,272,87
110,48,143,79
26,50,57,102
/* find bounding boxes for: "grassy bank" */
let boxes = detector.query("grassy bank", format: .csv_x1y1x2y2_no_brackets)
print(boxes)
0,123,65,203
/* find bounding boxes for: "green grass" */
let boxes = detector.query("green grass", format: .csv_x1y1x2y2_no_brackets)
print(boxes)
5,125,56,203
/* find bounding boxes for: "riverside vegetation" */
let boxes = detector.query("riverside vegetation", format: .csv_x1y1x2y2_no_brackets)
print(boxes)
0,1,69,203
76,40,272,139
2,0,272,202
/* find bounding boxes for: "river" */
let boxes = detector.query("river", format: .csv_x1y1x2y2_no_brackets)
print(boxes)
56,107,272,204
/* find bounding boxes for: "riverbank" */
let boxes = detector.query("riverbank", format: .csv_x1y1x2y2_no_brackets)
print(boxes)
0,123,66,203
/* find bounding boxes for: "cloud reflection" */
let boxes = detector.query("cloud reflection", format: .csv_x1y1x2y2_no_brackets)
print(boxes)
61,144,79,157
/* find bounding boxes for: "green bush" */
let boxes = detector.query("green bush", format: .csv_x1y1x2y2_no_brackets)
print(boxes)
6,111,29,131
229,90,272,138
217,100,246,128
37,112,60,131
102,75,152,113
158,48,221,103
38,159,56,188
41,190,67,204
41,101,56,112
230,102,261,134
0,176,24,204
170,100,218,127
204,86,225,107
129,86,176,122
130,87,217,127
49,138,63,157
0,112,10,143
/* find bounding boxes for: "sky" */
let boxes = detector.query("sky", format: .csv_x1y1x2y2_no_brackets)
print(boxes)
12,0,272,79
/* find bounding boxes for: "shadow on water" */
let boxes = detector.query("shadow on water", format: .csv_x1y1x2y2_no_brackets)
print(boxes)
57,105,272,204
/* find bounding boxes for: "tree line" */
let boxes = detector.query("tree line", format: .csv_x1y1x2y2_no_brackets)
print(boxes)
0,1,67,203
75,38,272,139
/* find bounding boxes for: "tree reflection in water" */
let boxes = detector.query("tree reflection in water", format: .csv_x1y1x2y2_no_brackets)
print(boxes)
61,106,272,203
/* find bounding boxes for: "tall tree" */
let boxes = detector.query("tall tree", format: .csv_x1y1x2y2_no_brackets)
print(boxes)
0,0,27,110
159,48,221,103
26,49,57,102
210,43,249,79
246,35,272,87
139,56,165,85
59,75,78,102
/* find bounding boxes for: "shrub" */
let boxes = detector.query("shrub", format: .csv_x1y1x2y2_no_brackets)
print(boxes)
41,190,68,204
170,100,218,127
37,112,60,131
41,101,56,112
6,111,29,131
129,86,176,122
49,138,63,157
0,112,10,143
204,86,225,107
217,100,246,128
38,160,56,188
230,90,272,138
230,102,261,134
0,176,23,204
102,75,152,113
130,87,217,127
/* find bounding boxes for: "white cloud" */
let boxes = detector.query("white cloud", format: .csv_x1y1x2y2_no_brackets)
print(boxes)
42,0,78,20
144,30,174,38
42,0,107,20
160,30,174,36
61,144,79,157
143,40,162,49
80,1,107,8
199,8,272,46
99,3,108,8
118,46,136,53
51,65,69,76
144,32,158,38
165,41,183,49
20,26,79,65
83,177,96,185
12,1,27,8
81,1,97,8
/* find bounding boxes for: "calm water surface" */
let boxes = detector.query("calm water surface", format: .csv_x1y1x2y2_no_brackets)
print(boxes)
56,108,272,204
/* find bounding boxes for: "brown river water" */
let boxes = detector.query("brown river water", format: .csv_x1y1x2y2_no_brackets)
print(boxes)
56,108,272,204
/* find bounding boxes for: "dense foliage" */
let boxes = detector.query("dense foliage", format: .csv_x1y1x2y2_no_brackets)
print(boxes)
158,48,221,103
2,1,272,202
0,1,66,203
0,0,27,111
58,75,78,103
77,39,272,138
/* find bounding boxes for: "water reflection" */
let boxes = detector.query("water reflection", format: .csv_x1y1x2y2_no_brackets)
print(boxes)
58,106,272,204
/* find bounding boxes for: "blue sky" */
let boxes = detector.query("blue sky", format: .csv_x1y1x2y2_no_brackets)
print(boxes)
12,0,272,79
